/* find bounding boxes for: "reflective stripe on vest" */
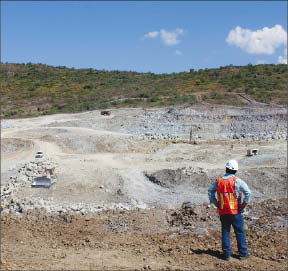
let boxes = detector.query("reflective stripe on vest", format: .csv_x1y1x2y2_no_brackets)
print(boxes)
230,193,234,209
220,193,224,209
219,192,234,210
217,176,238,215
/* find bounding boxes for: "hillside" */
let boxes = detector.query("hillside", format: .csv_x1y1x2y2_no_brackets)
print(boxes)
0,63,287,118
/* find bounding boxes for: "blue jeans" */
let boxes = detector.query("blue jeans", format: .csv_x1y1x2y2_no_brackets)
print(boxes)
220,213,248,258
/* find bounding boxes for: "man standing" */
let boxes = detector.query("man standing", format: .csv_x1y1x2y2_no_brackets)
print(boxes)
208,160,251,261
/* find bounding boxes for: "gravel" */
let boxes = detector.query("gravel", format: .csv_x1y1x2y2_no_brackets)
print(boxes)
46,106,287,141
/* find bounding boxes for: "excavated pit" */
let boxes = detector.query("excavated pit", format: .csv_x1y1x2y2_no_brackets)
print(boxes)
1,106,287,270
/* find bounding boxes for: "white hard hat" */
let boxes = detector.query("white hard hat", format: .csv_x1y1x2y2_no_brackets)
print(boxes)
226,160,238,171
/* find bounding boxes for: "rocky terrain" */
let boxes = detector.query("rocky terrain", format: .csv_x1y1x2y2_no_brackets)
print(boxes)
1,104,287,270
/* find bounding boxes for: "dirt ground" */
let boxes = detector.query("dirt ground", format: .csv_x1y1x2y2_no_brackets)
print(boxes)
1,104,287,270
1,199,287,270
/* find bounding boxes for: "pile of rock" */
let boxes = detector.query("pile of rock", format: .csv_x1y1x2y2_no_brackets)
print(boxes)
141,133,181,141
168,202,215,227
1,176,21,199
1,196,147,215
180,166,208,176
230,132,286,141
1,158,57,212
18,158,57,182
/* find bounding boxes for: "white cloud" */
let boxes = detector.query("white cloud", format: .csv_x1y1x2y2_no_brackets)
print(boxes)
278,56,287,64
226,24,287,54
160,28,184,46
143,31,159,39
175,50,183,55
278,47,287,64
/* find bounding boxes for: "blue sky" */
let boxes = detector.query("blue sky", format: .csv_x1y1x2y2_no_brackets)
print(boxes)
2,1,287,73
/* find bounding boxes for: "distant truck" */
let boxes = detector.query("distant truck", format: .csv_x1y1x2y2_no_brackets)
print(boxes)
247,149,259,156
101,111,111,116
35,151,44,158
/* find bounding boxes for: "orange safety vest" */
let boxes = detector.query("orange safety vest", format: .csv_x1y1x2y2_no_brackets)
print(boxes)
217,176,238,215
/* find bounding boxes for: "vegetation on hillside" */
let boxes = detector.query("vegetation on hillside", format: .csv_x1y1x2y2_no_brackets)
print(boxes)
0,62,287,118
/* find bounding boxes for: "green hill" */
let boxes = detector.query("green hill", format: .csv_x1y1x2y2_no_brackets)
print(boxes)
0,62,287,118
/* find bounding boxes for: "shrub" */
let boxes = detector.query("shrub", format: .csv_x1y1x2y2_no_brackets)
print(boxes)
98,102,109,109
139,93,149,98
83,85,92,89
28,86,35,91
124,98,136,104
4,111,17,117
245,88,255,95
150,96,158,102
190,95,197,104
202,95,208,101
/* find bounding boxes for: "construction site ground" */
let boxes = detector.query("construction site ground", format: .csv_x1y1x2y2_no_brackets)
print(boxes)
1,104,287,270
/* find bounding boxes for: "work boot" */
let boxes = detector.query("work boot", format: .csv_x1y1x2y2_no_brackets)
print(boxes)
220,253,230,261
239,252,251,260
